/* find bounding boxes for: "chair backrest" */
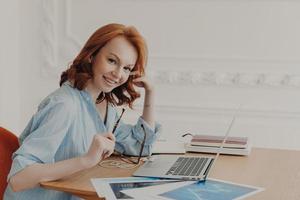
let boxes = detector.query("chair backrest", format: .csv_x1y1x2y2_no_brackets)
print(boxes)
0,127,19,199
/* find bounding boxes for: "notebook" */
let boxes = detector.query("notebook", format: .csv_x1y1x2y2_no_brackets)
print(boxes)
133,113,238,181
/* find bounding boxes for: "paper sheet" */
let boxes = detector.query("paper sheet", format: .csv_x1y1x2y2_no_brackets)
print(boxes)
122,178,264,200
91,177,179,200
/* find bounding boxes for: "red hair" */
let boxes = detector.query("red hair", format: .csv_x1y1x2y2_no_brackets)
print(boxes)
60,23,148,108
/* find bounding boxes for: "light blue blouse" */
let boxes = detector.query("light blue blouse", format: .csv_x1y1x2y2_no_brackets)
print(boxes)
4,82,161,200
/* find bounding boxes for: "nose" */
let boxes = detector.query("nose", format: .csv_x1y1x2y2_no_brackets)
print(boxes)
111,67,122,79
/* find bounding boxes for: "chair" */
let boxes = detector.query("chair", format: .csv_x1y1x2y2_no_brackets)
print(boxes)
0,127,19,199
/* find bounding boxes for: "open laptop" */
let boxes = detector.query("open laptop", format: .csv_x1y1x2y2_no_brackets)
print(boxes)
133,111,238,181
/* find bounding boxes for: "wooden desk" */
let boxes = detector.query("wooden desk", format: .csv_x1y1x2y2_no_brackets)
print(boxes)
40,148,300,200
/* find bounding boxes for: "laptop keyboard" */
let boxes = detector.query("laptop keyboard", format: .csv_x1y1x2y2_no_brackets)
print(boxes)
165,157,209,176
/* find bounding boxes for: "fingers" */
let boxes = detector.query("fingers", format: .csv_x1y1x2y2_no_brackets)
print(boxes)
132,76,153,92
102,151,109,160
132,78,145,88
133,77,147,84
101,133,115,159
104,132,115,142
102,148,114,159
133,77,144,82
90,133,115,161
129,71,140,76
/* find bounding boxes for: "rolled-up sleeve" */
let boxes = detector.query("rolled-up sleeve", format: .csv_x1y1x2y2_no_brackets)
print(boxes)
7,98,74,181
114,115,162,156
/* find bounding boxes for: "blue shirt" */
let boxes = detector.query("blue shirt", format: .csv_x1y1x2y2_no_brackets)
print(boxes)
4,82,161,200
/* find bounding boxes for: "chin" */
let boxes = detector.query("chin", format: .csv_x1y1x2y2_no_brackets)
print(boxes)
101,86,117,93
96,83,115,93
103,88,113,93
102,84,123,93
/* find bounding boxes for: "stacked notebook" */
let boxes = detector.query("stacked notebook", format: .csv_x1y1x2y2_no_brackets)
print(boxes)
185,134,251,156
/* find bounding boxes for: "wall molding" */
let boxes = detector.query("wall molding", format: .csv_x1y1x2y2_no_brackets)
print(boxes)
65,0,81,50
132,104,300,119
151,54,300,64
149,71,300,88
41,0,58,77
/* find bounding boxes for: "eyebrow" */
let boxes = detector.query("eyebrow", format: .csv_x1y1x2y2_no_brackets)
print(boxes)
109,53,135,68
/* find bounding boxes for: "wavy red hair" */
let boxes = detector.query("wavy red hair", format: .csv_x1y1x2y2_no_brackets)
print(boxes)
60,23,148,108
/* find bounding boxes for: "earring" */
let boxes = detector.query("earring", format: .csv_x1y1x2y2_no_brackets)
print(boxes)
89,56,93,63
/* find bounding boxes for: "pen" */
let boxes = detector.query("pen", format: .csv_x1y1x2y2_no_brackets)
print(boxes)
112,108,125,134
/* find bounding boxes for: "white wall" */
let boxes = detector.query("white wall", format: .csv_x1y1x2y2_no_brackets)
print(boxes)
1,0,300,150
18,0,59,133
0,0,20,133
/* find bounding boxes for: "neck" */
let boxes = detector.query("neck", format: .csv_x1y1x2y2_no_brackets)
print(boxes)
85,81,102,103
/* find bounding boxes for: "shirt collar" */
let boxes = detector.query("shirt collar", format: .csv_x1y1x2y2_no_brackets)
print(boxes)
63,81,93,103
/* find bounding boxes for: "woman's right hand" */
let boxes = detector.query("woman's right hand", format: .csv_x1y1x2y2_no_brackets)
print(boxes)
83,133,115,168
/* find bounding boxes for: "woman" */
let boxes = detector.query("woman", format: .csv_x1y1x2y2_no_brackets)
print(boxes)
4,23,161,200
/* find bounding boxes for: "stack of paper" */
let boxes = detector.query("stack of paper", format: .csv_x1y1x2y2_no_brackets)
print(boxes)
185,135,251,156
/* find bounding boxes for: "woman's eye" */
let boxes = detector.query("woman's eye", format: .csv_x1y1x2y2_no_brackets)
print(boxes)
108,58,117,64
123,67,132,73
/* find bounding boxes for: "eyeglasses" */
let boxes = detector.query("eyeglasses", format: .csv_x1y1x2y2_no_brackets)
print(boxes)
119,124,147,165
99,124,147,169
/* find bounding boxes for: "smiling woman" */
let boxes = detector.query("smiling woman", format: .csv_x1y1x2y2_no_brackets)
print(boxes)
60,24,148,108
4,23,161,200
87,36,138,100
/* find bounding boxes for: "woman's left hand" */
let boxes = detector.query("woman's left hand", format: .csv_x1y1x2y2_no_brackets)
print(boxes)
132,76,154,92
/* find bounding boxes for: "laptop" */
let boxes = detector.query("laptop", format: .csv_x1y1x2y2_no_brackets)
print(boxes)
133,112,238,181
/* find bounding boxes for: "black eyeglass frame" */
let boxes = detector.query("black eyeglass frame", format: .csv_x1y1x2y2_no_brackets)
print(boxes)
112,108,125,134
119,124,147,165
